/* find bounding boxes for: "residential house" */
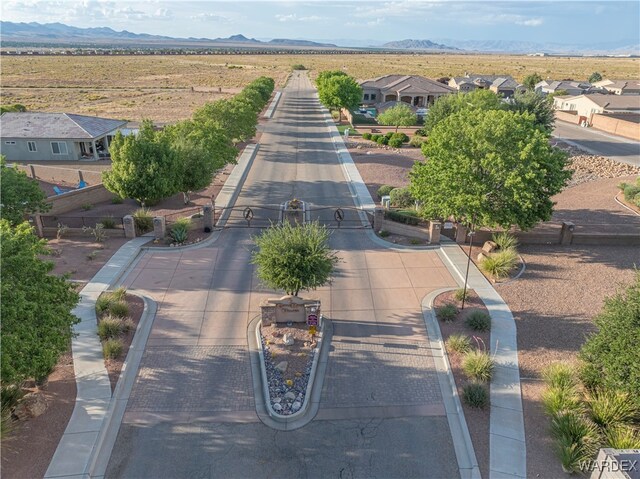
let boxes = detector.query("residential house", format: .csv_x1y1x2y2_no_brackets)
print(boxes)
448,73,524,98
359,75,455,108
591,79,640,95
535,80,593,96
0,112,126,162
553,93,640,120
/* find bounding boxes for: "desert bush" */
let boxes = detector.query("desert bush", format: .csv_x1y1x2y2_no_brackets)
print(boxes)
446,334,472,353
479,248,519,280
97,316,124,340
173,217,192,230
586,389,638,429
384,132,394,140
391,132,409,143
550,412,600,473
108,300,129,319
492,231,519,251
371,134,381,142
110,286,127,302
96,295,112,315
103,338,124,359
133,208,153,234
605,425,640,449
378,230,390,238
453,288,469,301
462,350,495,382
376,136,388,145
101,215,117,229
388,137,403,148
362,132,372,140
384,209,420,226
465,311,491,332
121,318,136,333
292,64,306,70
622,184,640,203
389,187,414,208
111,196,124,204
542,363,578,391
170,224,188,243
409,135,426,148
82,223,106,242
542,387,584,417
463,383,489,408
81,203,93,211
377,184,394,198
56,223,68,240
437,303,457,322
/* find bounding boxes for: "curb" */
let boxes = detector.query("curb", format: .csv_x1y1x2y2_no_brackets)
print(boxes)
263,91,282,119
248,315,332,431
87,294,158,478
422,289,481,479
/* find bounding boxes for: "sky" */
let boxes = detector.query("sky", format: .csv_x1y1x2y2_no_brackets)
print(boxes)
2,0,639,46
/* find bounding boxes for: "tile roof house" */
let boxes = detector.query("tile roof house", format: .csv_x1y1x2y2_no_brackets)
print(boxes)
359,75,455,108
535,80,594,96
592,79,640,95
553,93,640,119
0,112,126,162
448,73,524,97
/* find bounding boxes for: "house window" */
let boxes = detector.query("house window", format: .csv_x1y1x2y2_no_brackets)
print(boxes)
370,94,377,100
364,94,370,101
28,141,37,152
4,141,16,145
51,141,68,155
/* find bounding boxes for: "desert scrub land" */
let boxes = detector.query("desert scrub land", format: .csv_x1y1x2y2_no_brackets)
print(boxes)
2,53,639,122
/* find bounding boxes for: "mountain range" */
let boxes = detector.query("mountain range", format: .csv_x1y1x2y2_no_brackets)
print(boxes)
381,39,460,51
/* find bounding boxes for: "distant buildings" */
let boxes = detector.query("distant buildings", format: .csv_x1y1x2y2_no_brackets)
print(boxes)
553,93,640,118
448,73,524,98
535,80,594,96
592,79,640,95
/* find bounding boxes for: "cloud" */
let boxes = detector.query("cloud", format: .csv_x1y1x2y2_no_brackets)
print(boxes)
516,17,543,27
346,17,385,27
191,12,232,23
275,13,324,22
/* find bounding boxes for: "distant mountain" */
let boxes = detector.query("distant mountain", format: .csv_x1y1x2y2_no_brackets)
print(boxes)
381,39,460,51
432,38,640,55
0,21,338,48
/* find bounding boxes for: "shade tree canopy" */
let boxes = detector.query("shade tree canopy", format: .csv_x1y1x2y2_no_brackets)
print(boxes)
0,156,50,226
317,73,362,121
377,103,418,132
523,73,543,91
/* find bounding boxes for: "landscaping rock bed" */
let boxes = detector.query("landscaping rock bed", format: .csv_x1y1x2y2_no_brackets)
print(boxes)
260,322,317,416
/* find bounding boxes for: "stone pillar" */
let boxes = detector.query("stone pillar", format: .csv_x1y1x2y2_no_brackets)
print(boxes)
428,221,442,244
123,215,136,239
153,216,166,241
30,214,44,238
455,224,468,244
92,140,98,161
203,204,213,233
560,221,575,246
373,207,385,232
29,164,36,179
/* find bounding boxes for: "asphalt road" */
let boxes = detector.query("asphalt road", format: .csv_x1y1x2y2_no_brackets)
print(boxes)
553,120,640,167
105,71,460,479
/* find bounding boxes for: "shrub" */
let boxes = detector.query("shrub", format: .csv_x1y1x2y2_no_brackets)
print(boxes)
586,389,638,429
466,311,491,332
111,196,124,204
491,231,519,251
389,187,414,208
292,64,306,70
103,338,124,359
388,138,403,148
170,224,188,243
542,363,578,391
409,135,426,148
56,223,68,240
623,184,640,203
97,316,124,340
391,132,409,143
362,132,372,140
101,215,117,229
121,318,136,333
454,288,469,302
384,132,394,140
479,248,519,280
384,209,420,226
377,184,394,198
376,136,388,145
82,223,107,242
605,425,640,449
81,203,93,211
96,294,112,315
437,303,457,322
108,301,129,319
110,286,127,302
173,217,192,230
446,334,472,353
550,412,600,473
542,387,584,417
463,383,489,408
415,128,427,136
378,230,390,238
371,134,381,142
133,208,153,234
462,350,495,382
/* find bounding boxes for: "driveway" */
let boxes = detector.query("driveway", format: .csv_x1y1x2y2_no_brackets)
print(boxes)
105,72,461,478
553,120,640,166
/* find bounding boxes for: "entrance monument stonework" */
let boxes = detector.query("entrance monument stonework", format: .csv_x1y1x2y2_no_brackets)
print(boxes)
260,295,321,326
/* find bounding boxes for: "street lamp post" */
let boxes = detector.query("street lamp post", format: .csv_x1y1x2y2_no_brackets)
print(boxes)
461,221,475,310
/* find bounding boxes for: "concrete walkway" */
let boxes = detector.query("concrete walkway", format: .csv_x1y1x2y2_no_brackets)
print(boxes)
44,237,149,479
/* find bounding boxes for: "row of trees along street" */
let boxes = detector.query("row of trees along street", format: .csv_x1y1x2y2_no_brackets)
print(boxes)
103,76,275,205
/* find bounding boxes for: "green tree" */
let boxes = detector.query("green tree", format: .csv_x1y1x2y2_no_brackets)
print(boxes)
194,98,257,144
0,220,79,386
103,120,180,206
423,89,505,135
251,221,340,297
377,103,418,132
548,89,570,99
588,72,603,83
317,74,362,121
410,108,570,230
163,120,238,203
580,272,640,408
523,73,543,91
0,104,26,114
509,90,556,134
315,70,347,90
0,156,50,225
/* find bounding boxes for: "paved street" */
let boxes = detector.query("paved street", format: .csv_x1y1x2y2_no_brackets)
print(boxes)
553,120,640,166
106,72,460,478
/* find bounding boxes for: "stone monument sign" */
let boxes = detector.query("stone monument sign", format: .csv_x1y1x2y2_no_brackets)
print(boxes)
260,295,321,325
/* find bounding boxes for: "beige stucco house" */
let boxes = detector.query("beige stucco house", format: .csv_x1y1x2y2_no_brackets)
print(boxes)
553,93,640,119
592,79,640,95
359,75,455,108
448,74,524,98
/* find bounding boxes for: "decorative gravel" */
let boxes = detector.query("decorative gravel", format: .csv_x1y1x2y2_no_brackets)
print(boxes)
260,323,317,416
